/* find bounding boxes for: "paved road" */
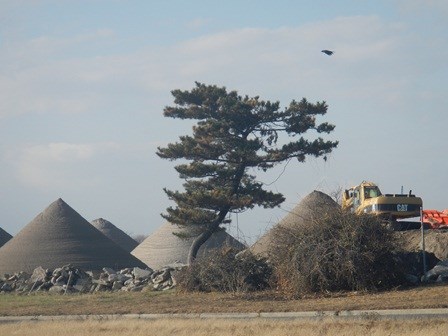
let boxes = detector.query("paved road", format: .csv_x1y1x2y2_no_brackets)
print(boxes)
1,308,448,323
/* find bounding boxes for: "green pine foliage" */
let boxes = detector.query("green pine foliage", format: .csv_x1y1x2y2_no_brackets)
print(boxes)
157,82,338,262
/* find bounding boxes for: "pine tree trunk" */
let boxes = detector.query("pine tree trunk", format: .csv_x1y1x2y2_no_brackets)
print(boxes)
188,166,245,264
187,229,215,264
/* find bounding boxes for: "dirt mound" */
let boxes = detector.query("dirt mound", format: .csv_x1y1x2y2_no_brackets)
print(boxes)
395,230,448,260
0,198,147,275
91,218,138,253
250,190,340,258
0,227,12,248
131,222,246,269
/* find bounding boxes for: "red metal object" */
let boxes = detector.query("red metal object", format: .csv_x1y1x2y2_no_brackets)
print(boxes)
422,209,448,229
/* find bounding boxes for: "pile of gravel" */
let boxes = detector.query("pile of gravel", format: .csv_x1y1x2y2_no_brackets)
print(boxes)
250,190,340,258
0,227,12,248
396,229,448,260
91,218,138,253
131,222,246,270
0,198,147,275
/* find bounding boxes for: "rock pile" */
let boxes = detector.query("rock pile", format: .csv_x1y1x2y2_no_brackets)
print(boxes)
0,264,183,294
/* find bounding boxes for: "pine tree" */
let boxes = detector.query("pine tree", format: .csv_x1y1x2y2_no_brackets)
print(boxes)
157,82,338,263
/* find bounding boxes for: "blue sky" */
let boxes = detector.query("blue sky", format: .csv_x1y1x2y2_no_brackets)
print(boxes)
1,0,447,244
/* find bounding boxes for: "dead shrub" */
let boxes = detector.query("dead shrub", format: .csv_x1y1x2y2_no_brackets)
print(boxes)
177,248,272,292
270,209,405,296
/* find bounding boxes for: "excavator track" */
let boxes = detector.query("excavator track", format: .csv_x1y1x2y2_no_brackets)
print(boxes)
390,220,426,231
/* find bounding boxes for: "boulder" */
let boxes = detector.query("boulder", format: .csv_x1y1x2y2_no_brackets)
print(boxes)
133,267,152,280
30,266,48,283
425,260,448,281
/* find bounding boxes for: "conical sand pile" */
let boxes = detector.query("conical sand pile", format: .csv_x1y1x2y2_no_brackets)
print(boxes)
0,227,12,248
91,218,138,253
250,190,339,257
131,222,246,269
0,198,146,275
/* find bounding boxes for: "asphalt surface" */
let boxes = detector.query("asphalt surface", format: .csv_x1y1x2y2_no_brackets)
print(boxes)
1,308,448,323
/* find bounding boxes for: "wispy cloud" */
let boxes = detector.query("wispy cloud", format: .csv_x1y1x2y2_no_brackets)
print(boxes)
7,142,121,189
0,14,443,121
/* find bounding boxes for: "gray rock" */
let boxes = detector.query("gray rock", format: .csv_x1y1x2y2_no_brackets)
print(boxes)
30,266,48,283
73,278,91,292
153,269,170,284
92,279,109,286
102,267,116,275
112,281,123,291
437,274,448,283
424,260,448,281
37,282,53,291
1,283,12,292
108,274,118,282
56,275,66,284
53,268,62,277
116,273,131,282
7,275,17,281
28,280,43,292
133,267,152,280
124,278,134,286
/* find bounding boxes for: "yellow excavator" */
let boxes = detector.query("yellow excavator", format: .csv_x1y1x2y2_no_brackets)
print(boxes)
342,181,423,230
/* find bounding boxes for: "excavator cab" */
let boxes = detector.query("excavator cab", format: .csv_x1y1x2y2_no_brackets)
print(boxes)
363,186,381,199
342,181,423,223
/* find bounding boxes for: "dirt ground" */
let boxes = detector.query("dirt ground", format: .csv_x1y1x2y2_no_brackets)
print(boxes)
1,283,447,316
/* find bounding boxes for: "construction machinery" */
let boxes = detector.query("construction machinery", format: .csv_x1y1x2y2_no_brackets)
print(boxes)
342,181,423,230
422,209,448,229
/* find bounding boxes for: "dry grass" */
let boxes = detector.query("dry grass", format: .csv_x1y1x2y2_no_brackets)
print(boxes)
0,318,447,336
1,284,448,316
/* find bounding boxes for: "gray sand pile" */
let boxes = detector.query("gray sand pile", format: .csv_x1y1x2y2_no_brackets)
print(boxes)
0,227,12,248
396,230,448,260
131,222,246,269
0,198,147,275
250,190,339,258
91,218,138,253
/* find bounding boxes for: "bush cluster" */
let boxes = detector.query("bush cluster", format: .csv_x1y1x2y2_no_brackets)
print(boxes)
177,247,272,292
269,209,406,296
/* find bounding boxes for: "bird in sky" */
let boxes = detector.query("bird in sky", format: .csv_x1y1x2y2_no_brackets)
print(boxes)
321,50,334,56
